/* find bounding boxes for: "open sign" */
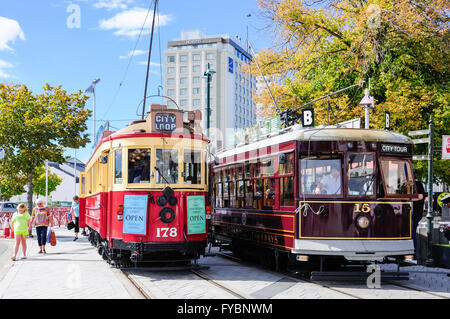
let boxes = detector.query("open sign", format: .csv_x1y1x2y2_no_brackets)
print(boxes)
155,113,177,131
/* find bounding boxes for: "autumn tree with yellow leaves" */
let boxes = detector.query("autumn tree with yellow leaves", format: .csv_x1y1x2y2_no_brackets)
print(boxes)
248,0,449,183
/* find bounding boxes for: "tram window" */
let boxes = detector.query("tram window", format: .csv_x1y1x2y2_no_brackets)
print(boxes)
114,149,123,184
380,159,415,195
223,182,229,207
223,168,229,182
237,180,244,208
348,154,375,196
300,158,342,195
280,152,294,175
229,179,237,208
237,165,244,179
156,149,178,184
280,176,295,206
253,161,261,178
245,180,253,208
215,169,222,183
263,178,276,208
229,167,236,181
261,157,275,177
128,148,151,184
253,179,263,209
244,163,251,179
81,176,85,195
215,183,222,208
183,150,201,184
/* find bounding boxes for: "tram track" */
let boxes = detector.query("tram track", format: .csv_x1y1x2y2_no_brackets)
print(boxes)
215,251,449,299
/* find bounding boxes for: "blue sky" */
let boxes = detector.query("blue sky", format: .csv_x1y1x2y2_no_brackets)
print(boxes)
0,0,275,163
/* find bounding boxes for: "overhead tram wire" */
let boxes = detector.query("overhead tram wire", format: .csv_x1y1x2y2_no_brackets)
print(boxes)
141,0,159,119
98,0,154,123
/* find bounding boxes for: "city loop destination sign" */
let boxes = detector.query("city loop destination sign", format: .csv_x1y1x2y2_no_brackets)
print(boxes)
155,113,177,131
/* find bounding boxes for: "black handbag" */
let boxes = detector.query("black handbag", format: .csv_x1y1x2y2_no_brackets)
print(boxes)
67,221,75,230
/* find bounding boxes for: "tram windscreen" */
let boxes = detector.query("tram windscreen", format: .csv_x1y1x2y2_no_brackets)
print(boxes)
347,154,375,196
300,158,342,195
128,148,151,184
380,158,415,195
184,150,201,184
156,149,178,184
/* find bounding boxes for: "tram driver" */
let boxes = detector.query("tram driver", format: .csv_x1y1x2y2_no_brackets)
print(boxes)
314,163,341,195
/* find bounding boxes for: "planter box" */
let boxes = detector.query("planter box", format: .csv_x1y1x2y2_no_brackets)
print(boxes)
432,244,450,268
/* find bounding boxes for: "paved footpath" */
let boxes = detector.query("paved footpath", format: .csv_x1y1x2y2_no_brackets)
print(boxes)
0,227,142,299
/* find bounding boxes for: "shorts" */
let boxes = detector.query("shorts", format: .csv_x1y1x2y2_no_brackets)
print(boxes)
14,230,29,236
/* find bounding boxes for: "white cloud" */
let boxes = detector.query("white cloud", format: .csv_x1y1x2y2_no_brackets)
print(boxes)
119,49,147,59
93,0,134,11
99,7,173,37
0,17,25,51
0,59,14,79
138,61,161,67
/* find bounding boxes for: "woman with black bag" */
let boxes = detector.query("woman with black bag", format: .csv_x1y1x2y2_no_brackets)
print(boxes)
68,196,79,241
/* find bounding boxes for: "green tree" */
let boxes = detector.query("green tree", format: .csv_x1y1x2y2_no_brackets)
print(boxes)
32,166,63,198
248,0,449,183
0,83,91,213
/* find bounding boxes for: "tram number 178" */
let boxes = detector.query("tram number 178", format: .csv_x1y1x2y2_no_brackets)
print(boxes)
156,227,178,238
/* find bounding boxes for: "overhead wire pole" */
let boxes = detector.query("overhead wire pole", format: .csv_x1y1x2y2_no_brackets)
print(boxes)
142,0,159,119
247,42,280,114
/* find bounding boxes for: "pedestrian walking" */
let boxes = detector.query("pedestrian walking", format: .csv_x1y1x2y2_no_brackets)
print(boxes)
412,171,426,259
10,203,31,261
30,198,53,254
69,195,80,241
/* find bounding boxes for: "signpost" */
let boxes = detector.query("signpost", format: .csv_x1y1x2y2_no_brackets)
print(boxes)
408,116,442,266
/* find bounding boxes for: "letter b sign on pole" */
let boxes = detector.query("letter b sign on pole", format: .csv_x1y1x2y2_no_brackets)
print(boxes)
302,108,314,127
385,111,390,130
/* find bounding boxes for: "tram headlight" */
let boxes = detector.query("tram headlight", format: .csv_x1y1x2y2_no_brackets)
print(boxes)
356,216,370,229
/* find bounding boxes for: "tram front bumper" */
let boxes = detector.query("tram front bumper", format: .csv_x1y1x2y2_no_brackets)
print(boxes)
292,239,414,261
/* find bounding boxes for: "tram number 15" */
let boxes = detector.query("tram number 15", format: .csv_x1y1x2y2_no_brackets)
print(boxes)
354,203,370,213
156,227,177,238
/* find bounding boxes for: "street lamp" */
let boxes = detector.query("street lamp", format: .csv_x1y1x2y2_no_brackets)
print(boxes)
203,63,216,138
85,78,101,145
359,88,374,129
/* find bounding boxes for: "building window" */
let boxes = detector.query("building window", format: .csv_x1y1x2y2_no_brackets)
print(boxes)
193,76,200,84
167,89,175,96
206,53,214,60
192,65,200,73
167,67,174,74
167,78,174,85
180,66,187,73
167,56,175,63
192,54,200,61
193,99,200,106
179,55,187,62
180,99,187,107
180,77,187,85
192,87,200,94
180,88,187,95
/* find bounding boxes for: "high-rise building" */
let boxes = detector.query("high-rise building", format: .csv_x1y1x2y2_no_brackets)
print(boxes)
164,30,257,152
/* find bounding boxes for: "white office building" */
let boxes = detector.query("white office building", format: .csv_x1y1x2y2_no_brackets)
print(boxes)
164,30,257,152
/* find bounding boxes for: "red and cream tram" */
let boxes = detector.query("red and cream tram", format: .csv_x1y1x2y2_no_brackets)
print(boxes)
79,104,210,266
210,126,417,269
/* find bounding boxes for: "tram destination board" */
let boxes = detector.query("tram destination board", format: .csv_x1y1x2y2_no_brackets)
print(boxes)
380,143,410,154
155,113,177,132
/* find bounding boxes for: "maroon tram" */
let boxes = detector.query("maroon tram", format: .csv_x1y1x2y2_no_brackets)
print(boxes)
79,104,210,266
210,126,417,269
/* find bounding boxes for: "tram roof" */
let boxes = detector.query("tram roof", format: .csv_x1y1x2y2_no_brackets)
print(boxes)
216,127,412,159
